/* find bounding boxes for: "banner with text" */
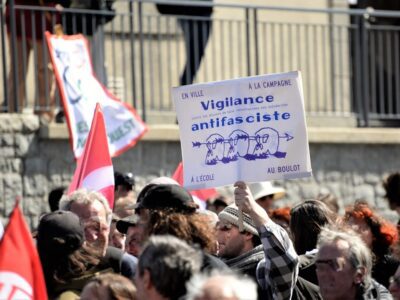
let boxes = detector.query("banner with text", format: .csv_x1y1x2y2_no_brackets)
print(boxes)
46,33,147,158
173,71,312,190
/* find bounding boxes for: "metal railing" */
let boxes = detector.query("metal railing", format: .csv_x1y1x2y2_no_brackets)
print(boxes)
2,0,400,126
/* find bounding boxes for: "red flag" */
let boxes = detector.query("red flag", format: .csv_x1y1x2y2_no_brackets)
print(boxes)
172,162,218,201
0,203,47,300
68,103,115,208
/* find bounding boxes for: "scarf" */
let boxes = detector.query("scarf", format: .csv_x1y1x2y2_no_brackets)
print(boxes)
223,244,264,274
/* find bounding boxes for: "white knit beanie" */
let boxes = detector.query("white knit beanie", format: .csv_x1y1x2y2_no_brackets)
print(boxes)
218,204,259,236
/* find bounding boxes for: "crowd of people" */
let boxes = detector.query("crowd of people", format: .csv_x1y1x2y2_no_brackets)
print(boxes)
31,171,400,300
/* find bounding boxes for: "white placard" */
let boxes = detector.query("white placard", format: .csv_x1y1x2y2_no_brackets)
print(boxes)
173,71,312,190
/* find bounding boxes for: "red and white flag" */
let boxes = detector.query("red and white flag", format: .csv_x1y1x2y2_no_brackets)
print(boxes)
68,104,115,208
46,32,147,159
172,162,218,202
0,203,47,300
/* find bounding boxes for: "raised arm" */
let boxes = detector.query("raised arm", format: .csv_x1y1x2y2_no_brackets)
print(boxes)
234,181,298,300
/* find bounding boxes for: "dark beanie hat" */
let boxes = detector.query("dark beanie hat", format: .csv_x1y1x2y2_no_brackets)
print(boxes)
37,210,84,255
136,184,197,213
114,172,135,189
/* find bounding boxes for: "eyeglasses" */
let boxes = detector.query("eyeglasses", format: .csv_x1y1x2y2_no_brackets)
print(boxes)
315,257,346,272
390,276,400,287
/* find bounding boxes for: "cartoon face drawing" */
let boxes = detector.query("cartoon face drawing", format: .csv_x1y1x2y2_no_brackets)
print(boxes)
251,127,280,158
56,43,87,104
193,128,291,164
225,130,250,162
205,134,225,165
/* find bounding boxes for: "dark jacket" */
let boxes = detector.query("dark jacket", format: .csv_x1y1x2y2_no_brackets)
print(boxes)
223,245,264,279
64,0,115,35
102,246,137,280
5,0,70,39
156,0,213,17
358,279,393,300
201,252,229,272
372,254,400,289
52,266,113,299
293,277,322,300
349,0,400,25
298,252,318,286
51,246,136,299
223,245,268,300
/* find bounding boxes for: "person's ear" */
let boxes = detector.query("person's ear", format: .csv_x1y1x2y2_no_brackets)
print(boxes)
354,267,366,285
243,231,253,241
143,269,153,289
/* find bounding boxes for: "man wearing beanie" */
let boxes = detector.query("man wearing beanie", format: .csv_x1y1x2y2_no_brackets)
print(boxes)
234,181,298,300
217,204,267,299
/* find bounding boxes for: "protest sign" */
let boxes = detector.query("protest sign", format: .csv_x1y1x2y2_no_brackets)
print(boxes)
173,71,312,190
46,32,147,158
172,161,218,203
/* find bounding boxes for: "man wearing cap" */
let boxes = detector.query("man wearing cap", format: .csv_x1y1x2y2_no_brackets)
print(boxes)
114,171,136,218
217,204,266,298
36,211,110,298
116,214,145,257
109,215,126,250
114,171,136,200
248,181,286,213
234,181,297,300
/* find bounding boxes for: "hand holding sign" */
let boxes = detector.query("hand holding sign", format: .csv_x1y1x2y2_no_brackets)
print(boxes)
233,181,251,232
234,181,270,230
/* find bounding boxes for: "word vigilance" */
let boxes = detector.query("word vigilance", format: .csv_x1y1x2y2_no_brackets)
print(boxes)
192,95,291,132
200,95,274,111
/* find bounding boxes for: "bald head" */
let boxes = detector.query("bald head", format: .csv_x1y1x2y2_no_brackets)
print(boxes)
201,276,240,300
186,272,257,300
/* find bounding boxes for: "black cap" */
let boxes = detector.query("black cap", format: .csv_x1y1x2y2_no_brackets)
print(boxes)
114,172,135,190
136,183,156,204
136,184,197,213
116,215,140,234
37,211,84,254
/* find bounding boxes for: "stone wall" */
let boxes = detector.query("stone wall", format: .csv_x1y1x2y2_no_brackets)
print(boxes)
1,114,400,229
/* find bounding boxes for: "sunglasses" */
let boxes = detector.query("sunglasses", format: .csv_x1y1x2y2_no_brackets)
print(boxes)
315,257,346,272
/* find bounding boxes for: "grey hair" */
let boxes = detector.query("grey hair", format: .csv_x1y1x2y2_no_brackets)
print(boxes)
138,235,202,300
317,226,373,286
59,188,112,224
185,270,258,300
